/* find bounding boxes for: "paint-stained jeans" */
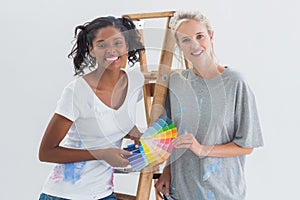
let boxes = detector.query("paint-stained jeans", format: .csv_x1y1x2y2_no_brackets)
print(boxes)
39,193,117,200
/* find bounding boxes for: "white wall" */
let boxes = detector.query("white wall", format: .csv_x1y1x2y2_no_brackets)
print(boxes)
1,0,299,199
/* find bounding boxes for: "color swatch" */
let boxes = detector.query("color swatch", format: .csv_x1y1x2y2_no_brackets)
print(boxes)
124,116,177,171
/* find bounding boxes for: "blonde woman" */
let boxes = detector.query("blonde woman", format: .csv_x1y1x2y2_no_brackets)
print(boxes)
155,11,263,200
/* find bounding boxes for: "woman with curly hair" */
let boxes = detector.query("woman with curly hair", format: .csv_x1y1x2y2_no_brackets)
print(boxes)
38,16,144,200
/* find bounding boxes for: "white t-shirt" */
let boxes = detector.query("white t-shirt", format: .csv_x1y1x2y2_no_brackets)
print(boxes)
41,67,144,200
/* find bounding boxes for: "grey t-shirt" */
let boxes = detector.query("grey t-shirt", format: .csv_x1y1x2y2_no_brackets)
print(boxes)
167,67,263,200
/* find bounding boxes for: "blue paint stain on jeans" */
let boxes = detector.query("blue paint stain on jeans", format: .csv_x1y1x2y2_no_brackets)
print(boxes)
39,193,69,200
39,193,116,200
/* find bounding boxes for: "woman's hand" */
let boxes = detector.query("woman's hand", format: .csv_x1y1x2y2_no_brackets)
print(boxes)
155,166,171,198
92,148,131,167
128,126,143,148
172,133,203,157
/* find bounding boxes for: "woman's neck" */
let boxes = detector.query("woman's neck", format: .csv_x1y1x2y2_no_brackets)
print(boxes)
193,62,224,79
91,67,124,91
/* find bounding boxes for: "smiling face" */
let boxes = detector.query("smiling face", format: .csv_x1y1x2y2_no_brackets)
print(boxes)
89,26,128,71
176,19,214,68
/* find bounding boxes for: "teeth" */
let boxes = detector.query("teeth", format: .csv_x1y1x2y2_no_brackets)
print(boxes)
191,50,203,56
106,56,118,61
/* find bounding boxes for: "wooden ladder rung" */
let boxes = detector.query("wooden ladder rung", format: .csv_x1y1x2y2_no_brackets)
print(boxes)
115,193,136,200
123,11,175,20
143,71,158,80
143,69,183,81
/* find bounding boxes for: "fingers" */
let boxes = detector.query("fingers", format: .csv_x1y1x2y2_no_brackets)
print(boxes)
114,158,129,167
174,133,193,140
172,134,195,148
172,138,193,145
128,127,142,149
102,149,131,167
118,150,131,167
172,143,192,149
154,182,164,198
120,159,130,167
155,189,163,199
133,138,140,148
163,183,170,196
154,179,170,198
128,134,140,148
172,139,193,148
119,152,130,167
120,149,132,156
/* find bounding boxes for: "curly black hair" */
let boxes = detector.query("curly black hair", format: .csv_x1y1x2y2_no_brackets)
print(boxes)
68,16,145,76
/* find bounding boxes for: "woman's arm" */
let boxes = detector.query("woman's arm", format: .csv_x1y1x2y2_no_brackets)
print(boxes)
39,113,131,166
172,133,253,157
196,141,253,157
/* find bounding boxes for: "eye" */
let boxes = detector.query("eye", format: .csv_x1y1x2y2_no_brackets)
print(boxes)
114,40,124,46
196,34,205,40
97,42,106,49
181,38,190,43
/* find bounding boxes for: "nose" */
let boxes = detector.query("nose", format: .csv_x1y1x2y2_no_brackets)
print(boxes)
190,39,200,50
106,44,117,54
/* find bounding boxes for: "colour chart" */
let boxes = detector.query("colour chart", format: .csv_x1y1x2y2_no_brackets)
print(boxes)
124,116,177,171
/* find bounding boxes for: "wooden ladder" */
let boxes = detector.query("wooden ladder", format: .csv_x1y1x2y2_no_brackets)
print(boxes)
116,11,188,200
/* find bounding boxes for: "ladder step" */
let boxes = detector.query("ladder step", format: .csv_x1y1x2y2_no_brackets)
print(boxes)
123,11,175,20
115,193,136,200
143,71,158,80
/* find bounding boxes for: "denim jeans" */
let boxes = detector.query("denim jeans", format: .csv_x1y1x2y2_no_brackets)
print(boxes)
39,193,117,200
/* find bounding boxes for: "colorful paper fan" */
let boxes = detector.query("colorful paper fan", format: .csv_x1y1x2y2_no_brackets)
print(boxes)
124,116,178,171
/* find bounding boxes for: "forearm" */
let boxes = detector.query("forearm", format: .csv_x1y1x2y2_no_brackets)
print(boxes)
128,125,142,137
39,146,101,164
192,142,253,157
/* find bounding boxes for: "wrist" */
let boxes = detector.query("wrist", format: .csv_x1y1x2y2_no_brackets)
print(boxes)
90,149,105,160
190,142,202,157
198,145,210,158
162,165,171,175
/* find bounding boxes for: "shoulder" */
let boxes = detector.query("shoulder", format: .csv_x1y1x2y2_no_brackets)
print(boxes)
62,77,80,92
223,67,246,81
124,66,144,89
60,77,90,101
224,67,256,97
169,69,193,91
125,66,144,81
223,67,251,88
170,69,191,81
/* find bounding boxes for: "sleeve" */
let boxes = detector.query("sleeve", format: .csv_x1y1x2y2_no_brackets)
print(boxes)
233,80,264,148
55,82,80,122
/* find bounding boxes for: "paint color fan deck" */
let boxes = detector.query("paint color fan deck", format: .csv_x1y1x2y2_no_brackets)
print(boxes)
124,117,178,171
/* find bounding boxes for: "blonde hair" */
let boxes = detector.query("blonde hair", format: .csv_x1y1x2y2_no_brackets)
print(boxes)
170,10,217,65
170,10,213,40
